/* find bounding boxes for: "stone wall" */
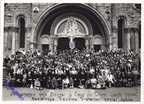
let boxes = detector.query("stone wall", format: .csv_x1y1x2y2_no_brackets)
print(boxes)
4,3,141,57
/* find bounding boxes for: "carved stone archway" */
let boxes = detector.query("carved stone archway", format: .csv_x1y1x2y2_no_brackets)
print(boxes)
34,3,110,51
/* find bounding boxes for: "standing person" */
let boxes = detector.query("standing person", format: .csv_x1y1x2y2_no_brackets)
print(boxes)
132,67,140,86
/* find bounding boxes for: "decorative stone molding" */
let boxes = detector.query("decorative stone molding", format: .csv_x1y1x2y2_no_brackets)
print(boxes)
130,27,139,33
87,3,98,9
4,26,19,32
33,7,39,13
133,28,139,33
124,28,131,33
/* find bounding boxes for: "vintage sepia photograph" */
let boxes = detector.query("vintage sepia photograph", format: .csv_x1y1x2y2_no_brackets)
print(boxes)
2,2,142,102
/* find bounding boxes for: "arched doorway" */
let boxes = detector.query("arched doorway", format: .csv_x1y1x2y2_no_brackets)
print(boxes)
34,4,110,52
93,36,103,52
41,36,50,51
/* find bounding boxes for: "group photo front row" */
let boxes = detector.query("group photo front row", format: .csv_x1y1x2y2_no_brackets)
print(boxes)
3,49,141,90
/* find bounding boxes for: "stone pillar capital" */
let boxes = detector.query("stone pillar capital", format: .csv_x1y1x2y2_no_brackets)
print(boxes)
124,28,131,34
4,26,19,33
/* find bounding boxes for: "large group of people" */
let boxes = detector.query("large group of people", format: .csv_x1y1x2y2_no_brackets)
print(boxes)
4,49,141,90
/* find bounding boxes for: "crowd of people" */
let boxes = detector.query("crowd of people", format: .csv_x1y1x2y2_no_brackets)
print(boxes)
4,49,141,90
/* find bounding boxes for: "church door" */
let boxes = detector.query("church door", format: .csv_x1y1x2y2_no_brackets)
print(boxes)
74,38,86,51
57,38,70,51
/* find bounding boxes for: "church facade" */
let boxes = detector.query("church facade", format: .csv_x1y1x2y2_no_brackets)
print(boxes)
4,3,141,56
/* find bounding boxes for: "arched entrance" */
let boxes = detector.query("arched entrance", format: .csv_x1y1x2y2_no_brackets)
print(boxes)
40,35,51,51
34,4,110,52
93,37,103,52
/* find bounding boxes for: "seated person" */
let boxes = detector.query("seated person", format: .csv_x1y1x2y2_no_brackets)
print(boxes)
57,77,62,89
22,72,27,87
106,72,114,87
62,77,70,88
121,71,128,87
114,69,122,87
15,72,23,87
85,78,91,89
91,77,97,89
78,79,84,89
6,73,12,89
51,77,57,89
46,77,51,88
27,71,33,87
99,78,106,89
34,78,42,90
96,75,102,89
126,69,132,87
69,77,74,89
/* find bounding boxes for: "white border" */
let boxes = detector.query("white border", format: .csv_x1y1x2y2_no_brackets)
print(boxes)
0,0,144,104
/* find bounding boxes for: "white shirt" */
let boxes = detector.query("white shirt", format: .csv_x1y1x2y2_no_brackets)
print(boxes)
91,78,96,83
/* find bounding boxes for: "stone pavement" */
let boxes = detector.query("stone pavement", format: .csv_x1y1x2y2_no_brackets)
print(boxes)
3,86,140,102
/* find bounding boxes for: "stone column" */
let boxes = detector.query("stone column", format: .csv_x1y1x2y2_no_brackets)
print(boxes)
90,39,94,50
25,27,32,51
112,27,118,50
4,27,8,56
15,27,19,50
30,25,35,52
49,37,53,52
12,27,16,55
125,28,131,52
130,28,135,51
134,28,139,53
109,34,113,51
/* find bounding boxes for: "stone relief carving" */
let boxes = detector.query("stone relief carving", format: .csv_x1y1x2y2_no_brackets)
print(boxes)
57,17,86,36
